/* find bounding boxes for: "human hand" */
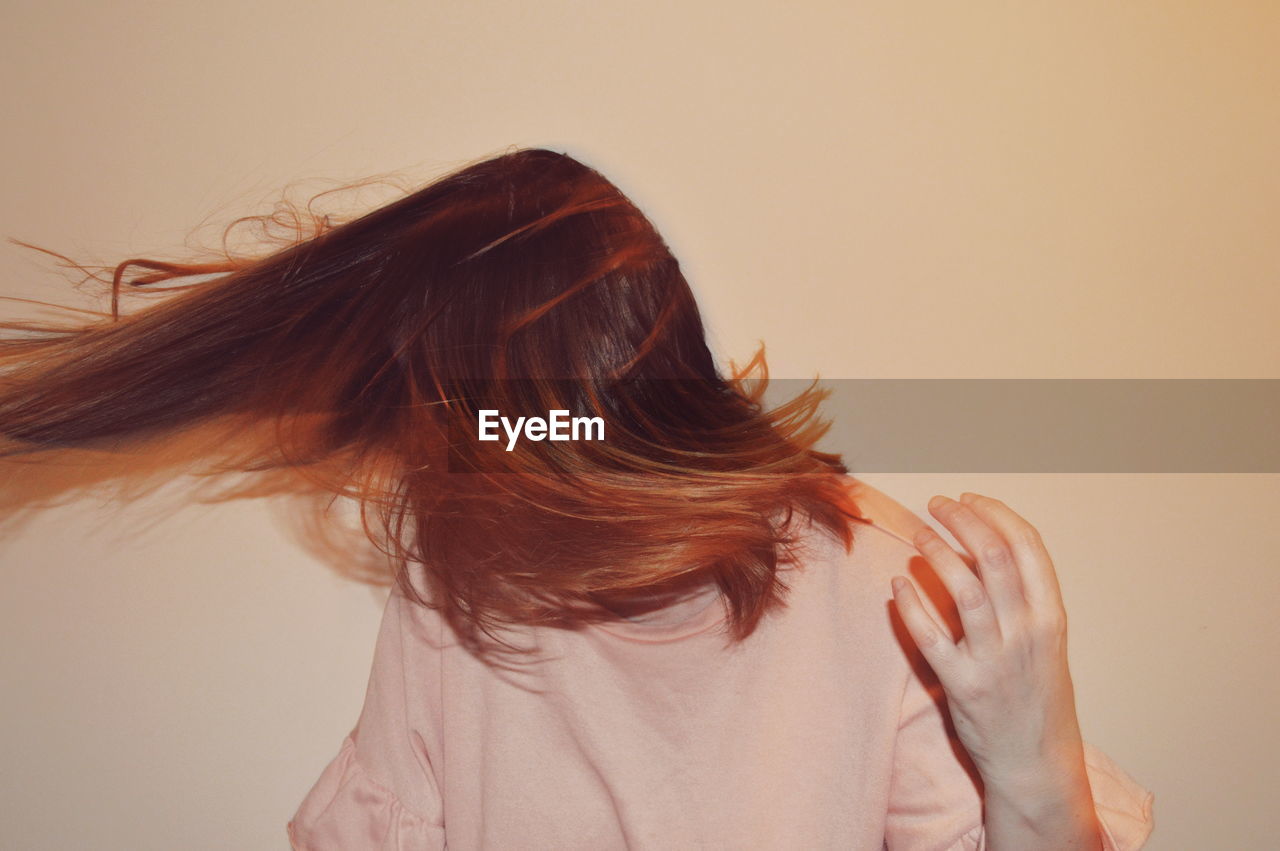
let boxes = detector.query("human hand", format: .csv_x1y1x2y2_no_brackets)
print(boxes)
889,492,1088,787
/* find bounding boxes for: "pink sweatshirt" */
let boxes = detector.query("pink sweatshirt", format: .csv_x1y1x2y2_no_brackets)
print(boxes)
287,478,1154,849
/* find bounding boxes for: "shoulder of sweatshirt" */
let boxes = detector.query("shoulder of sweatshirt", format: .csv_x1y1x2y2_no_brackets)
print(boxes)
837,474,930,551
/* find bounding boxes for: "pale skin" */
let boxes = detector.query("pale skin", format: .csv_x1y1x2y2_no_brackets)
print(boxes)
890,492,1103,850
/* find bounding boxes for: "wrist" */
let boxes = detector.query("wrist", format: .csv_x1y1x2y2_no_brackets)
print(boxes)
980,738,1088,793
980,747,1101,849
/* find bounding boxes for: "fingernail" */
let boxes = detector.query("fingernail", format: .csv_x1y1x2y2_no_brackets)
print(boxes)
891,577,906,593
959,492,977,504
927,495,949,512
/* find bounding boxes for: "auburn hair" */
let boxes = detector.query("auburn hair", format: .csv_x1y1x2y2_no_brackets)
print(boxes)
0,146,860,660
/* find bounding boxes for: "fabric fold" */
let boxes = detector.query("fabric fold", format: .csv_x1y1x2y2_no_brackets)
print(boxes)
1084,741,1156,851
941,742,1155,850
287,735,445,851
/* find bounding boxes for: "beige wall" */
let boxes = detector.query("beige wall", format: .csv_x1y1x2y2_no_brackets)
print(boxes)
2,2,1276,847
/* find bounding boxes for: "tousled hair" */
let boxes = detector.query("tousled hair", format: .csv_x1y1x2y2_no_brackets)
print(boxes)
0,146,860,661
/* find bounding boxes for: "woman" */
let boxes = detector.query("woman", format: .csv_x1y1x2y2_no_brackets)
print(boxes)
0,147,1153,848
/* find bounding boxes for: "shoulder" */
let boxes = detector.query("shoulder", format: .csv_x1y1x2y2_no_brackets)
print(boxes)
829,477,969,657
834,474,929,550
786,474,931,596
806,475,935,613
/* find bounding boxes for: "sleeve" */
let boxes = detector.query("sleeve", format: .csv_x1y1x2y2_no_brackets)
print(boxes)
885,662,1155,850
287,590,447,850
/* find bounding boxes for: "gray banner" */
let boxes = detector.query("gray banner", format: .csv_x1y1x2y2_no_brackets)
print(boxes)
773,379,1280,472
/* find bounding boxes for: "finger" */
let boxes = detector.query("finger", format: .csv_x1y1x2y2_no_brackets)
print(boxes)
958,492,1066,616
927,495,1028,626
912,524,1003,655
891,575,959,673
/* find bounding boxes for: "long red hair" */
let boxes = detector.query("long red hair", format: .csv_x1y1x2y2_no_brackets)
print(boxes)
0,147,860,660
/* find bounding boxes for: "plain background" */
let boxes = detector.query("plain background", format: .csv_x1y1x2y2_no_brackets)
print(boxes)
2,2,1277,847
